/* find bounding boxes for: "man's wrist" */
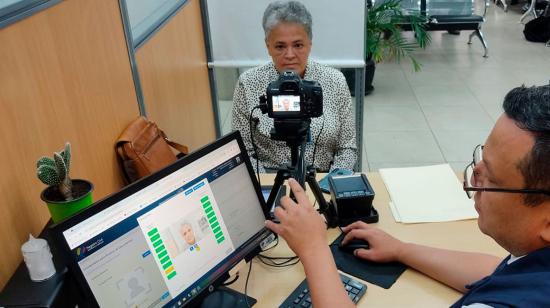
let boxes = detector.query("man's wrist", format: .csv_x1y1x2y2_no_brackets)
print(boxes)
299,241,331,267
395,241,410,264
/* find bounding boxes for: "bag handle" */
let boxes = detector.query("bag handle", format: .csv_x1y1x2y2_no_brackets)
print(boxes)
116,117,188,156
160,130,189,155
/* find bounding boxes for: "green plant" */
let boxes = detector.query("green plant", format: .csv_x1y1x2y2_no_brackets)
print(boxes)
37,143,73,201
366,0,431,71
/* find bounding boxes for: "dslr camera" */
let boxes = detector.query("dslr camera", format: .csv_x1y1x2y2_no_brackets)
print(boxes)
260,71,323,119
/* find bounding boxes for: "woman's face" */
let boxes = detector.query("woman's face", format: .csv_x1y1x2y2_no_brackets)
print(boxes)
265,22,312,77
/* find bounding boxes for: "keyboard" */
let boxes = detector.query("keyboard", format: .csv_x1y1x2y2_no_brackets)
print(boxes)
279,273,367,307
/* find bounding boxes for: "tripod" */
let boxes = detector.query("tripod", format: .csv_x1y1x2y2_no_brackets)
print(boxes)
265,119,338,228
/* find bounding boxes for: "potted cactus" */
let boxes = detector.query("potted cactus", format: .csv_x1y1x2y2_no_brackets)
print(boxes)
37,143,94,223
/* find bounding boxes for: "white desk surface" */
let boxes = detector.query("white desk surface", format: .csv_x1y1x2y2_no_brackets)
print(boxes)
229,172,507,307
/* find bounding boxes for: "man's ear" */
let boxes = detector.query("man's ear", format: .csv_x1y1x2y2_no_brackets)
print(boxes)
540,202,550,244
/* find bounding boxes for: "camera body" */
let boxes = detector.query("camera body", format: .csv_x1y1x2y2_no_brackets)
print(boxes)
261,71,323,119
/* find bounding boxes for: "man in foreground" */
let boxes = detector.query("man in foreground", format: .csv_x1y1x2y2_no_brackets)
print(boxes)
266,84,550,307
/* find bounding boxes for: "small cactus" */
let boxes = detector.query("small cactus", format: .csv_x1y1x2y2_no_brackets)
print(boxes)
37,143,73,201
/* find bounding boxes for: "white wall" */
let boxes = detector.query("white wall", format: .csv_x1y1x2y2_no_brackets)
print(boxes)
206,0,366,68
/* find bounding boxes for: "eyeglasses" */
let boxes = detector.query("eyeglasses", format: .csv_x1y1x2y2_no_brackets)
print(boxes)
463,144,550,199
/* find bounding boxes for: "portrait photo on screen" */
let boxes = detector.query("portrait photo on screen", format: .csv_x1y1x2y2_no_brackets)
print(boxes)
273,95,300,112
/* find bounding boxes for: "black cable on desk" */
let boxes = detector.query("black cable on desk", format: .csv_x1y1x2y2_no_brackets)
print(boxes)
257,235,299,267
244,260,253,308
220,273,240,286
257,254,300,267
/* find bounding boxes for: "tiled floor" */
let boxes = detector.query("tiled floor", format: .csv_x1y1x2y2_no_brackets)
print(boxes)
362,2,550,172
217,2,550,172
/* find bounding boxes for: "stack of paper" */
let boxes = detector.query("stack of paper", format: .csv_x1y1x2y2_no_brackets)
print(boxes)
379,164,478,223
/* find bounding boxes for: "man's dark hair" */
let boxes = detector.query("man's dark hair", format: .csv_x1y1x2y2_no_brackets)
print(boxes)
503,84,550,206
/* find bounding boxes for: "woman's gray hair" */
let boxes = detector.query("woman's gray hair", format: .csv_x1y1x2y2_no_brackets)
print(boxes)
262,1,313,40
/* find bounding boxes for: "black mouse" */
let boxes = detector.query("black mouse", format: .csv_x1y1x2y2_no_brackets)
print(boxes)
339,239,370,253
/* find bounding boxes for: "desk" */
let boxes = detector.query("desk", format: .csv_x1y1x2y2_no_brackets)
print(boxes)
230,173,507,307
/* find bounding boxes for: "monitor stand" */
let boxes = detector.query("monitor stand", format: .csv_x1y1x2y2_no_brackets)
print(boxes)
199,286,257,308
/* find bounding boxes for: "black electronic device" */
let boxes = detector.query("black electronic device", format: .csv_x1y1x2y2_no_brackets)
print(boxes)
318,168,354,193
339,239,370,254
259,70,322,120
50,131,272,307
279,273,367,307
329,174,378,227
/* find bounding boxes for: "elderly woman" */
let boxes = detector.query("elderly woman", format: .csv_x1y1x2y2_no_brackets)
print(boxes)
232,0,357,172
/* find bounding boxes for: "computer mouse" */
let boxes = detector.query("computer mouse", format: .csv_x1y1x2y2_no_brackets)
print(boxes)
338,239,370,254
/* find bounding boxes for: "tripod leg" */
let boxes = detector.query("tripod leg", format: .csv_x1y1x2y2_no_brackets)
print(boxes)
306,170,338,228
266,169,291,214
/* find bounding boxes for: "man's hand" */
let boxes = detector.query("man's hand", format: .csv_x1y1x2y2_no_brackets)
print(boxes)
266,178,355,308
342,221,501,292
342,221,405,263
265,178,327,260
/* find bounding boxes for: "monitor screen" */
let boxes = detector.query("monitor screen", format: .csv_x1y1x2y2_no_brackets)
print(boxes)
272,95,300,112
51,131,271,307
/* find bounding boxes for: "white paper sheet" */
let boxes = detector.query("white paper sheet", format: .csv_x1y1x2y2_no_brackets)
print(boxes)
388,202,402,223
380,164,478,223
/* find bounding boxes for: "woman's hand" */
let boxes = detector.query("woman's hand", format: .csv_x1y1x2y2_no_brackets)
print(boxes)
265,178,327,260
341,221,406,263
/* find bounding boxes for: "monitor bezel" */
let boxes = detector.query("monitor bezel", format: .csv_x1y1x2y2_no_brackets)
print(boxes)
50,131,272,307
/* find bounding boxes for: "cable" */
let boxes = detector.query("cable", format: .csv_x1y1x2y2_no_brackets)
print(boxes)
249,106,262,186
220,273,239,286
257,254,300,267
311,115,325,170
261,236,280,252
244,259,253,308
257,237,299,267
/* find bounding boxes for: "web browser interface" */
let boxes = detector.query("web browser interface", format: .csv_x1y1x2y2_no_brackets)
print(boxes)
62,140,267,307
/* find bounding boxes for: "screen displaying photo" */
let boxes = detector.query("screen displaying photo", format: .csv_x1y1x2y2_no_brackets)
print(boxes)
272,95,300,112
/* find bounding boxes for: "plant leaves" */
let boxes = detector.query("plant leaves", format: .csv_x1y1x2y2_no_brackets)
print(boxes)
36,156,55,169
61,142,71,174
54,152,67,182
366,0,431,71
37,164,61,186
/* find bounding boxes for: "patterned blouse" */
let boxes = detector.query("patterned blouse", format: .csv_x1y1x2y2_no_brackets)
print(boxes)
232,60,357,172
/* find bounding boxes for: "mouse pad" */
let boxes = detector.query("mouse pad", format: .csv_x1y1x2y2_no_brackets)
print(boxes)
330,233,407,289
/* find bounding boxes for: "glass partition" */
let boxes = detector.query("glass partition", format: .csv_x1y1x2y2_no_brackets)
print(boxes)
0,0,60,29
124,0,188,48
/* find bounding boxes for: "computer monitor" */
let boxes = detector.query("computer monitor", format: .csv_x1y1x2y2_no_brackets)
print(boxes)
50,131,272,307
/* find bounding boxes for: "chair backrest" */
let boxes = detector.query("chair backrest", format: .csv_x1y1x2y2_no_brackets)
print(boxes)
375,0,485,17
426,0,474,16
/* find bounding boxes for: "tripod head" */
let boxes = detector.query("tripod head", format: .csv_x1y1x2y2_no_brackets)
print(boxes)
269,118,310,185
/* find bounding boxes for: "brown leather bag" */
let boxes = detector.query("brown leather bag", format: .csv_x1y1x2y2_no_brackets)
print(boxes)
116,117,188,183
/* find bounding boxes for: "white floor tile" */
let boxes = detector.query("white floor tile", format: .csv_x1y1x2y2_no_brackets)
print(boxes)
364,104,430,132
432,130,491,161
413,84,479,107
365,131,445,164
422,105,495,131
